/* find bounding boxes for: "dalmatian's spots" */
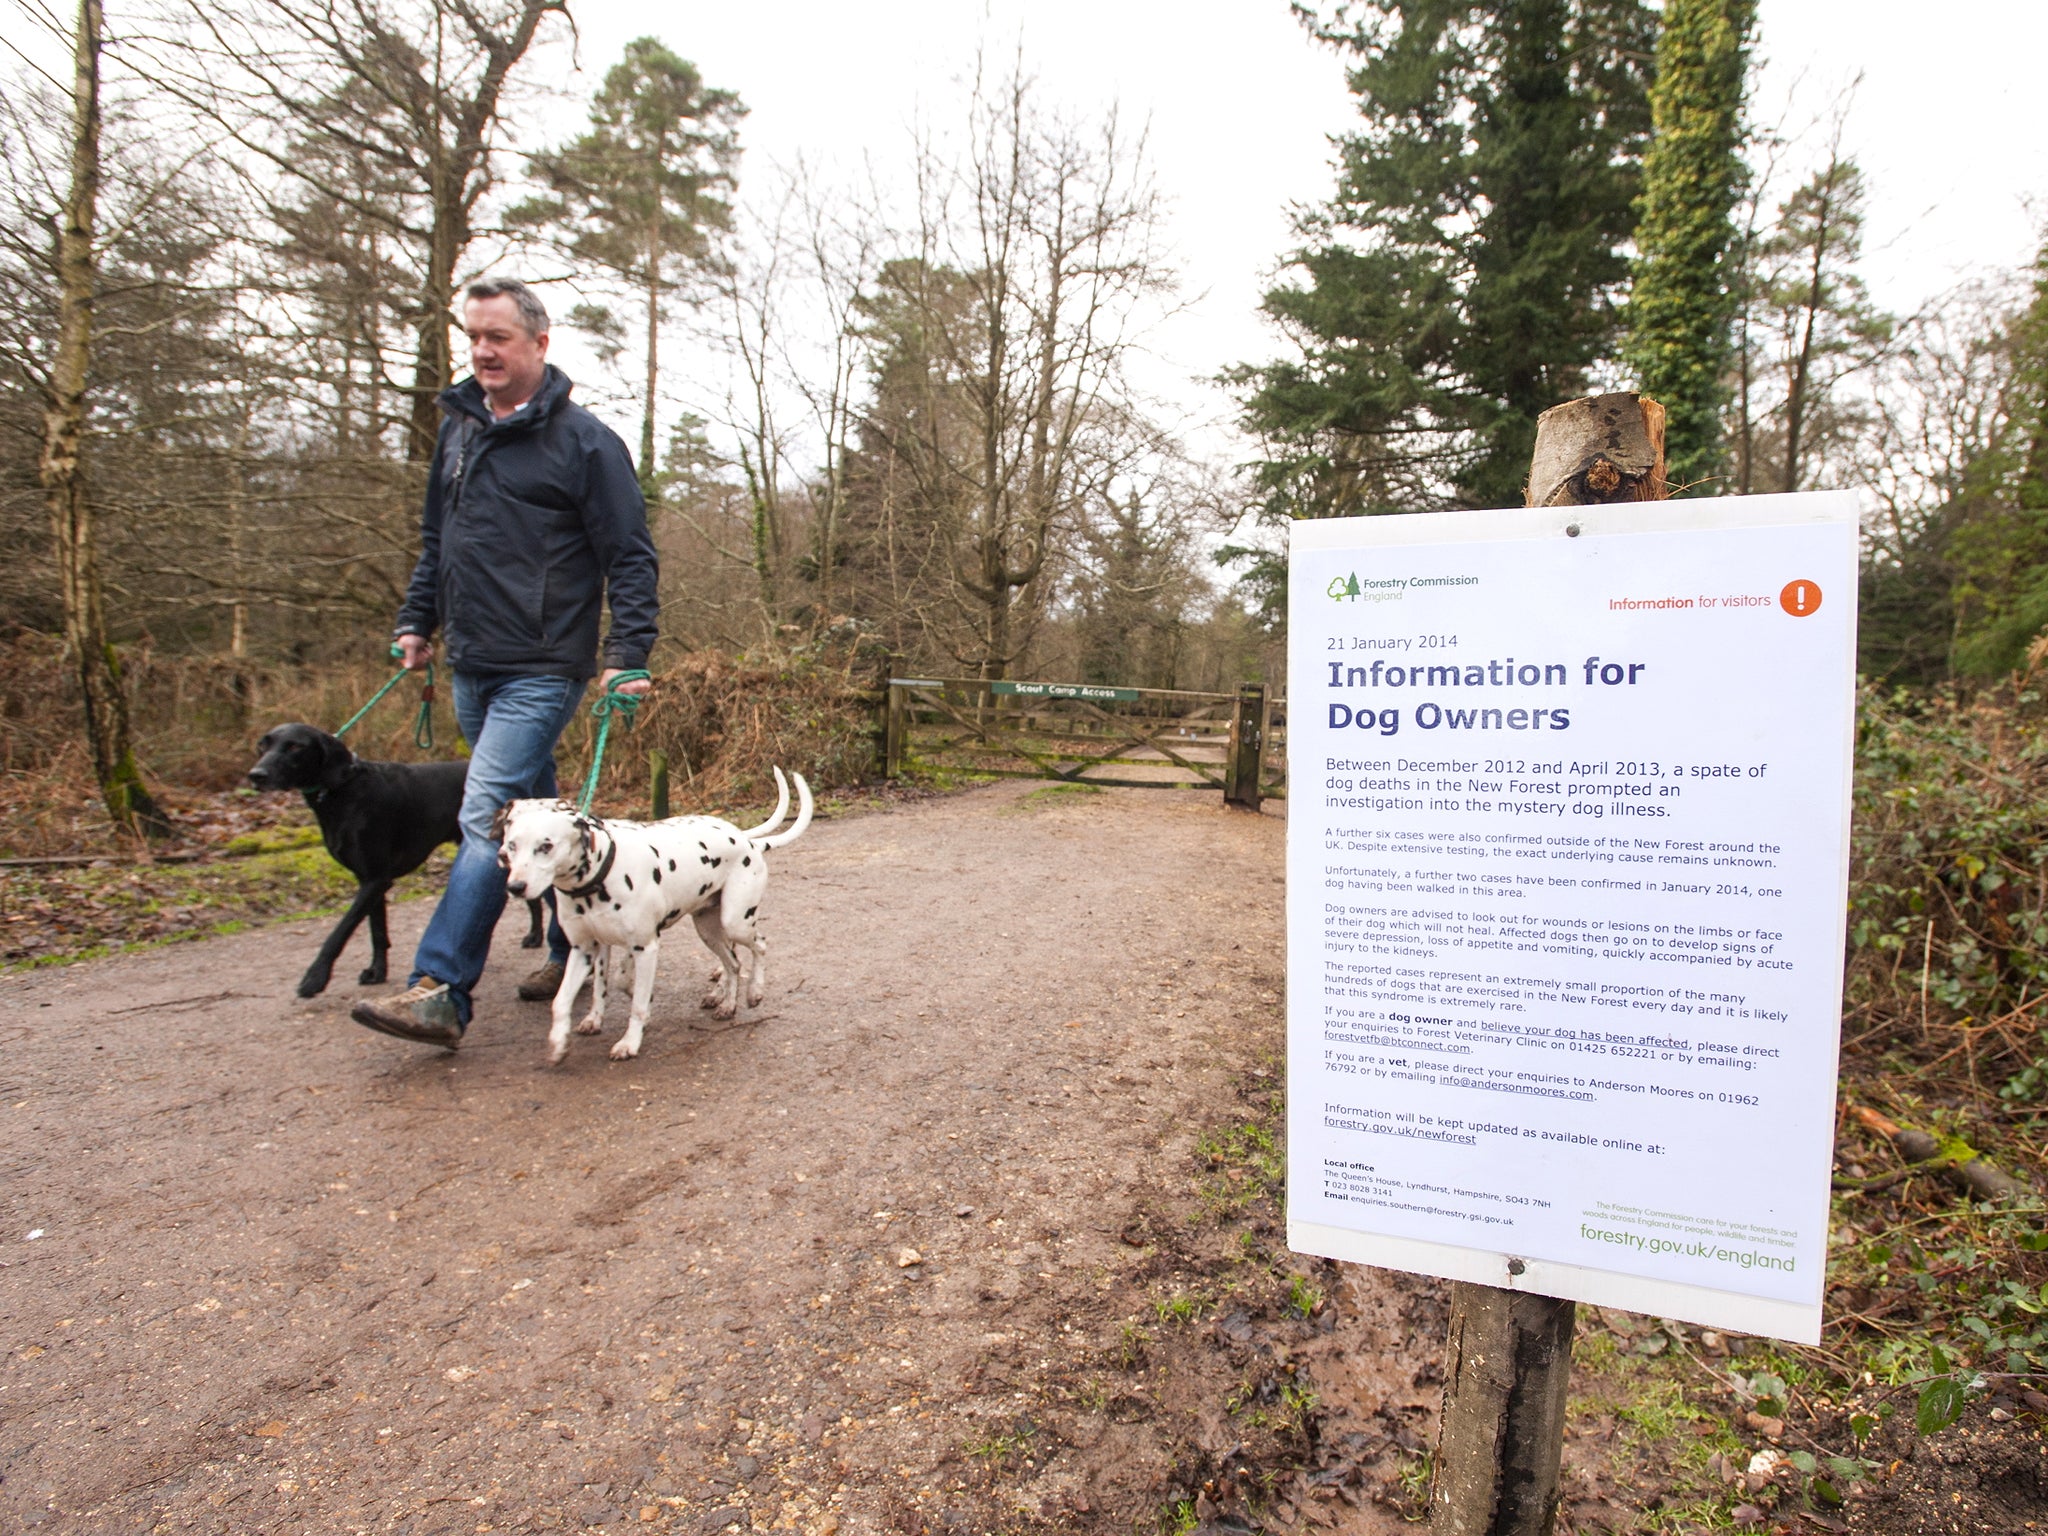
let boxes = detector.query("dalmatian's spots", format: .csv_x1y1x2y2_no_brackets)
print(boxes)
508,768,811,1064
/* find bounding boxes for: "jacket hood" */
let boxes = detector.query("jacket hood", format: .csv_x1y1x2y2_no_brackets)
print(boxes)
440,363,574,426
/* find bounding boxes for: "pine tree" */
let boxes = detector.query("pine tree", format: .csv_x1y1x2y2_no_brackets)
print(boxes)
513,38,743,485
1623,0,1754,493
1231,0,1656,522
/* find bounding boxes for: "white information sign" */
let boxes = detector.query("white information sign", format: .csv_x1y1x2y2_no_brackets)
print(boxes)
1286,493,1857,1343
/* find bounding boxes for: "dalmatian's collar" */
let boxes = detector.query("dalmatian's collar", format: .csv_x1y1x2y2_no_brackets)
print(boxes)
560,823,618,900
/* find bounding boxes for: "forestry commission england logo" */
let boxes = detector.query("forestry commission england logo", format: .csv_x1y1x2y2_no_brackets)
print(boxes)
1326,571,1408,603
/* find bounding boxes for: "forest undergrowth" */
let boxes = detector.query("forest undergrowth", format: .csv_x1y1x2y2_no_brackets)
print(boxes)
1543,680,2048,1533
0,633,896,966
0,631,890,861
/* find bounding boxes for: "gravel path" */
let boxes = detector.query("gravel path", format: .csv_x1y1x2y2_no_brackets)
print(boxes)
2,781,1425,1535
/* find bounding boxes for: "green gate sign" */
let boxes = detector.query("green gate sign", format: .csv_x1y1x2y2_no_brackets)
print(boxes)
989,680,1141,703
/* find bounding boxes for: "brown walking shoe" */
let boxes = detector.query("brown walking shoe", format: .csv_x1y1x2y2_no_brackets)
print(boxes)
517,959,567,1001
350,978,463,1047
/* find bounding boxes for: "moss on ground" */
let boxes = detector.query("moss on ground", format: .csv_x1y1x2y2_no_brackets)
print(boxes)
1,842,451,970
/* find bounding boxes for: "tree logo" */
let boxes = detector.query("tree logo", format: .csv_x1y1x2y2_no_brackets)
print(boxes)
1326,572,1363,602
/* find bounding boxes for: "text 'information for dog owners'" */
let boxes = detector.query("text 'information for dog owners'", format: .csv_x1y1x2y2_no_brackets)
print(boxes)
1283,492,1858,1345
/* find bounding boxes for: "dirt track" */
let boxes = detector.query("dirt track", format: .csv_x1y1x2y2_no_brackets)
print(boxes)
0,781,1438,1536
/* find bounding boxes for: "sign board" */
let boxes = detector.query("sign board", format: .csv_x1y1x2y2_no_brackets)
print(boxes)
1286,493,1857,1343
990,680,1142,703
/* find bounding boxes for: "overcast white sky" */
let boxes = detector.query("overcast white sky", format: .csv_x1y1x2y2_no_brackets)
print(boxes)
525,0,2048,455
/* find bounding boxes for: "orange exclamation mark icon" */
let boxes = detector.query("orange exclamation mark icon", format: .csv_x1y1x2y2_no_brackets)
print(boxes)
1779,579,1821,617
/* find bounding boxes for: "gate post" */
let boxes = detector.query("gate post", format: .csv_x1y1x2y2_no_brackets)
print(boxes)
1224,682,1266,810
649,749,671,819
884,679,906,779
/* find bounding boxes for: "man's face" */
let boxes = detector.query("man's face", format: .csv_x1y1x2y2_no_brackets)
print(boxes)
463,294,547,409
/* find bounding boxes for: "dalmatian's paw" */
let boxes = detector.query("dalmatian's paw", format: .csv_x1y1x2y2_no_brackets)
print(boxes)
574,1012,604,1036
608,1038,640,1061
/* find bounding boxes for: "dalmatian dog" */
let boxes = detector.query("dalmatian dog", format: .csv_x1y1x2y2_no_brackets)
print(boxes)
496,768,813,1064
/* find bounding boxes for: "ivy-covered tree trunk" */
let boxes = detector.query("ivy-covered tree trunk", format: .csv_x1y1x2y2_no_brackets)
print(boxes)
1623,0,1754,493
40,0,170,839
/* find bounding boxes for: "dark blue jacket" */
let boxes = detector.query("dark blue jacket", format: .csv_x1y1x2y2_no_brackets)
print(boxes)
394,366,658,679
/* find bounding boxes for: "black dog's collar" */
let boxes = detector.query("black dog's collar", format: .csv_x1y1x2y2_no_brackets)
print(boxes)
561,827,617,900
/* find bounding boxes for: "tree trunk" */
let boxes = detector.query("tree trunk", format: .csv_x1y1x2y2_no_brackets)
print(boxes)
39,0,170,841
641,181,662,486
1431,390,1668,1535
1781,181,1834,494
407,189,462,461
403,0,565,461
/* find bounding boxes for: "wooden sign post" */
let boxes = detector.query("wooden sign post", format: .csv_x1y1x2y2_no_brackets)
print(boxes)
1431,391,1668,1535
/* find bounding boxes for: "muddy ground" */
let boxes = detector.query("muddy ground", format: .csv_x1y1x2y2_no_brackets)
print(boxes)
0,782,1440,1536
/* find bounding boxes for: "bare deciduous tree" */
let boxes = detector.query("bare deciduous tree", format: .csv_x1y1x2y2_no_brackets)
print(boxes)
856,65,1174,680
142,0,568,458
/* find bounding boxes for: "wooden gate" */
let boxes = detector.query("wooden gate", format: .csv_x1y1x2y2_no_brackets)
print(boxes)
883,677,1286,806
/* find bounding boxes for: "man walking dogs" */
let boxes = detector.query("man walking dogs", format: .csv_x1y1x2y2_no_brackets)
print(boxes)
351,278,657,1048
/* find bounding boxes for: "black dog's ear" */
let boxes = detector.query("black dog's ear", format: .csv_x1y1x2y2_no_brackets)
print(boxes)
317,729,354,782
489,802,514,842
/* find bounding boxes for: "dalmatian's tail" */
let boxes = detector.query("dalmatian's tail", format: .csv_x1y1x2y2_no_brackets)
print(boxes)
759,772,813,849
739,766,792,837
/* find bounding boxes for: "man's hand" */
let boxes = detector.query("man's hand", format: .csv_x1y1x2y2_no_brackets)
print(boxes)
395,634,433,671
600,667,652,697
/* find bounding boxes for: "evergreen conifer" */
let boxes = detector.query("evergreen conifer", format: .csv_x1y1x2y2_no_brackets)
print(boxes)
1230,0,1655,527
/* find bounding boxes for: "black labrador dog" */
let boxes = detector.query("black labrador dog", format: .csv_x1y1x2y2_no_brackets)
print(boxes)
247,723,545,998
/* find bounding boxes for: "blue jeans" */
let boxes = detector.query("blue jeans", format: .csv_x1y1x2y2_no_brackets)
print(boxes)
410,672,587,1025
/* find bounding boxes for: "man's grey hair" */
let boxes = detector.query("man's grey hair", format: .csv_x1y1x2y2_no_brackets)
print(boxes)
465,277,550,338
